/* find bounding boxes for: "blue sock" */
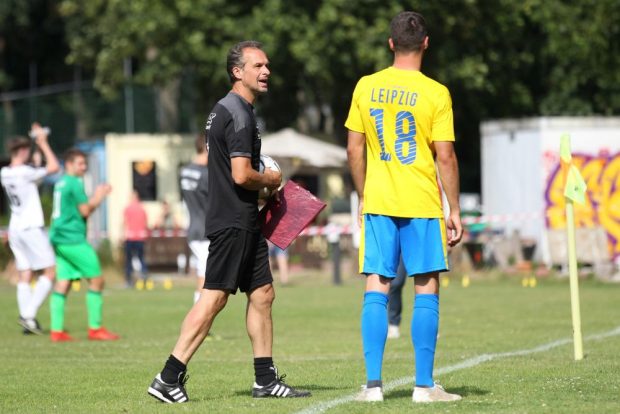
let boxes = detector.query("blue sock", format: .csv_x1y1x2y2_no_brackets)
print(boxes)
411,294,439,387
361,291,389,387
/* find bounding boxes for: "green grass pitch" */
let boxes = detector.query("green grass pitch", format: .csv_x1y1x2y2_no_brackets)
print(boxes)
1,273,619,413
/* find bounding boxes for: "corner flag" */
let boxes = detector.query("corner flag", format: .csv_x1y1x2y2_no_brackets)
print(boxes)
560,133,584,361
560,134,587,204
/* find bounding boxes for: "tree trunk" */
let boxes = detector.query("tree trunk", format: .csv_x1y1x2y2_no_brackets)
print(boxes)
156,78,181,133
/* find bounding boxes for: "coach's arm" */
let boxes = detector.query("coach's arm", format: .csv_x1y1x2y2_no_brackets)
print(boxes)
231,157,281,191
435,141,462,246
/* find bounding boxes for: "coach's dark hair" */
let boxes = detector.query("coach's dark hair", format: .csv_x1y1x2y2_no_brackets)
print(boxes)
390,11,427,53
226,40,263,83
64,148,87,163
6,136,31,156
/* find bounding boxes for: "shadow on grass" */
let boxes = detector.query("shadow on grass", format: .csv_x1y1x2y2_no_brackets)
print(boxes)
232,383,348,397
386,385,490,399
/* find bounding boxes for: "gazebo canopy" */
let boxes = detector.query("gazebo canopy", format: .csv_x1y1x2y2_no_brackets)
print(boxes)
261,128,347,169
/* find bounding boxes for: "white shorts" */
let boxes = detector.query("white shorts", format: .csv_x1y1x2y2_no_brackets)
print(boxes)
8,227,55,271
189,239,210,277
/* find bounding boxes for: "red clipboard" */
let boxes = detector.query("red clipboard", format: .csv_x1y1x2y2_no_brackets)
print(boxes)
259,181,327,249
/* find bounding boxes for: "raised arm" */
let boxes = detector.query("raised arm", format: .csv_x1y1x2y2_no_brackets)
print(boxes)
31,123,60,175
78,184,112,218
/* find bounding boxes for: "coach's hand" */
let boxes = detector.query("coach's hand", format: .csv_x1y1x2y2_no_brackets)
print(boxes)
446,210,463,246
264,168,282,191
357,199,364,227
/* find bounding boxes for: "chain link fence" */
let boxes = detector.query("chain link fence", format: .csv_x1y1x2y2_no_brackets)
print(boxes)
0,75,200,156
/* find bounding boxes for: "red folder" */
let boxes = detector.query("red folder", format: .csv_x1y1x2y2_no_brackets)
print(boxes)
259,181,327,249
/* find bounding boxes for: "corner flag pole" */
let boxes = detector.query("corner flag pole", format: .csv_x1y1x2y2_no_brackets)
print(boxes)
565,199,584,360
560,134,585,361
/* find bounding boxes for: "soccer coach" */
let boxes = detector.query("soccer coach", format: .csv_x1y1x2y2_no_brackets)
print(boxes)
148,41,311,403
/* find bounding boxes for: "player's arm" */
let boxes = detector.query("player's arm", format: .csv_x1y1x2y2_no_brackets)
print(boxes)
347,130,366,224
344,78,366,221
435,141,462,246
30,123,60,175
78,184,112,218
231,157,281,191
347,130,366,197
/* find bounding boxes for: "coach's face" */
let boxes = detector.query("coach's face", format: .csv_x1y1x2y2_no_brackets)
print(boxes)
238,48,270,94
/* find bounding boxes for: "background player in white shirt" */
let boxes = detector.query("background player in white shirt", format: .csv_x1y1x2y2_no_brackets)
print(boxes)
1,124,60,334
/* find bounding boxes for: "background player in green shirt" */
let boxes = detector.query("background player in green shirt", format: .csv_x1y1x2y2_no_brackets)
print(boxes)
48,148,118,342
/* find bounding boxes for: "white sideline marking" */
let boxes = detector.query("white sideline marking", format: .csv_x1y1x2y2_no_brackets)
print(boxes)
294,325,620,414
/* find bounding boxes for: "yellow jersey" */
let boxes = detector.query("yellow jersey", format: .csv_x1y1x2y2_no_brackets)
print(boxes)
345,67,455,218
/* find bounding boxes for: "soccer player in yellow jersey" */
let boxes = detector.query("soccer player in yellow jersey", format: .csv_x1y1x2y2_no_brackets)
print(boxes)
346,11,463,403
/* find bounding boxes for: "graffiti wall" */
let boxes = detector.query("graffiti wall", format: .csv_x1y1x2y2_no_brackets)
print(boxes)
545,150,620,257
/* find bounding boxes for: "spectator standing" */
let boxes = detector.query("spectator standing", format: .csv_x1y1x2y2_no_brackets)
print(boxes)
123,190,149,288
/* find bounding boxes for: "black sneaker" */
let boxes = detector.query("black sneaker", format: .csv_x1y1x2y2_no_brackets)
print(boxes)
19,317,43,335
252,372,311,398
147,373,189,403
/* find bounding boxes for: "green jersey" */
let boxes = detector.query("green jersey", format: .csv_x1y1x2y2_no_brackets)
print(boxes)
50,175,89,244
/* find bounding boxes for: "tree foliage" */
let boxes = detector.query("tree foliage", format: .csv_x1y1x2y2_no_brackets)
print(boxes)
2,0,620,190
0,0,68,91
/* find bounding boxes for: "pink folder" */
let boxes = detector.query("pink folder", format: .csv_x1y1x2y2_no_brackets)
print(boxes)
259,181,327,249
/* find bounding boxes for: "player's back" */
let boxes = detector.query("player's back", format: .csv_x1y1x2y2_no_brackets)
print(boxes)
0,165,46,230
345,67,455,218
180,163,209,241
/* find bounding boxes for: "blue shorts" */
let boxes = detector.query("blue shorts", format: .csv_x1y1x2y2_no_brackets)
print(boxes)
360,214,448,277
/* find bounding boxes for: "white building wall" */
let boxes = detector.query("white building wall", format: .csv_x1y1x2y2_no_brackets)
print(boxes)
481,117,620,264
481,119,544,239
105,134,195,247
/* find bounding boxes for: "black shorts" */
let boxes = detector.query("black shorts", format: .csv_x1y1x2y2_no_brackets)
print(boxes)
204,227,273,294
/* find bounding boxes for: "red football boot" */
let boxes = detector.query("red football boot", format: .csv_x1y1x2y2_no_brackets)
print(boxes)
50,331,76,342
88,327,120,341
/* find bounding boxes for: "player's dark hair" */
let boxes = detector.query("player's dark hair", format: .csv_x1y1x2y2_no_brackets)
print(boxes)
64,148,87,163
390,11,427,53
195,134,206,154
226,40,263,83
6,136,32,156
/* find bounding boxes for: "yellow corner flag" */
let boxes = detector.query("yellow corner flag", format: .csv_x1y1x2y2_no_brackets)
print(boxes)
560,133,584,361
560,134,587,204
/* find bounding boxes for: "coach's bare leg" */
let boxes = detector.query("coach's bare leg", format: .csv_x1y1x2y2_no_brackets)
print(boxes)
172,288,229,363
414,272,439,295
246,283,275,357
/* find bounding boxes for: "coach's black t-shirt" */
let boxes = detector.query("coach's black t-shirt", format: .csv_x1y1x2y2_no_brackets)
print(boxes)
204,92,261,236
